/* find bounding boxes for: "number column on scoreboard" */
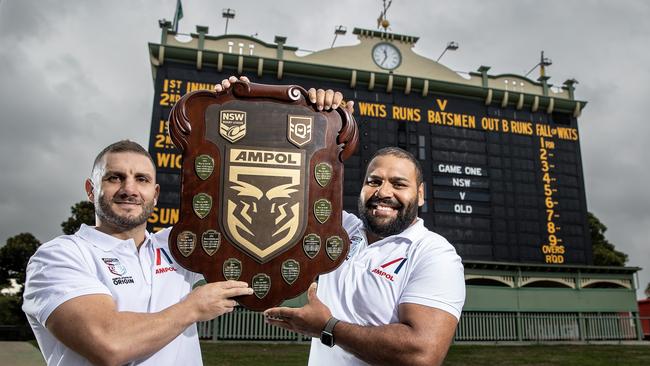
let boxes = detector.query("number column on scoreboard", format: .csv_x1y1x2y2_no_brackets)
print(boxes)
539,135,565,263
534,117,587,264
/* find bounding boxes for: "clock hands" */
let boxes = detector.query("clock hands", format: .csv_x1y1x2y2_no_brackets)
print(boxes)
373,44,399,69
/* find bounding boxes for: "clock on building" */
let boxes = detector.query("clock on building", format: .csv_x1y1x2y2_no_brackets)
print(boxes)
372,42,401,70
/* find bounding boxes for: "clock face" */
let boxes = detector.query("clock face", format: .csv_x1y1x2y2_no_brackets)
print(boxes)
372,43,401,70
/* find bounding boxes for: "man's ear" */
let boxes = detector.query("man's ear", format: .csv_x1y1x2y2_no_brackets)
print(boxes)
154,184,160,206
417,182,425,207
85,178,95,203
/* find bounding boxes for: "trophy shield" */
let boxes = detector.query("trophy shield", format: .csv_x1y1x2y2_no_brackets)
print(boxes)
167,81,358,311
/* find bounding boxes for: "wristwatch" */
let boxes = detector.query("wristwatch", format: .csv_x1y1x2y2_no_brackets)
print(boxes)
320,317,340,347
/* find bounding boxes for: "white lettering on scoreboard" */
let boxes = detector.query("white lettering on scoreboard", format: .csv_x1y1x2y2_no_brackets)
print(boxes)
454,204,473,214
437,164,484,176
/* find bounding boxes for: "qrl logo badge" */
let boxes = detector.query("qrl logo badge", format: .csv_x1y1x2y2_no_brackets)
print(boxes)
287,115,313,147
220,110,247,143
222,147,307,263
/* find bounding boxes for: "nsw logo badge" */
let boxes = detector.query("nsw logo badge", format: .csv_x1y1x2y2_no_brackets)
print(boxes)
220,110,247,143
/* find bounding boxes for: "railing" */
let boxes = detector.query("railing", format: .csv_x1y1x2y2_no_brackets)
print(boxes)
455,312,641,341
198,309,647,342
198,306,309,341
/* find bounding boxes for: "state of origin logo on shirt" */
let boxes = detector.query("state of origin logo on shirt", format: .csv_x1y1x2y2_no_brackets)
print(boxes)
102,258,135,286
155,248,177,275
371,257,408,282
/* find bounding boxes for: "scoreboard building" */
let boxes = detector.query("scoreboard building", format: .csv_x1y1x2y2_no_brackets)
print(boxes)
147,20,643,341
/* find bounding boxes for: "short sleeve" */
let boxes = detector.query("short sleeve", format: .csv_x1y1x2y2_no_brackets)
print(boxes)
399,243,466,320
22,239,111,326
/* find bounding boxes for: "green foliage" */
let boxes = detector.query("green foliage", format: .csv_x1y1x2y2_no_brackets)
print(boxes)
0,233,40,289
588,212,627,266
61,201,95,235
0,295,26,326
0,233,40,328
645,282,649,298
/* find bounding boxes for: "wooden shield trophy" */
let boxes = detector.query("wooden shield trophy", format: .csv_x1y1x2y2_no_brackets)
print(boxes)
167,81,358,311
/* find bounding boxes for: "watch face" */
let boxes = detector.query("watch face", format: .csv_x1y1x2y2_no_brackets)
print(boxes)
321,331,335,347
372,43,401,70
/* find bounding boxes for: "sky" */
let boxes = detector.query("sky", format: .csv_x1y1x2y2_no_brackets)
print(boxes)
0,0,648,299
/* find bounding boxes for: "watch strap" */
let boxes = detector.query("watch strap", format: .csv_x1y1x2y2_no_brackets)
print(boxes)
323,316,340,333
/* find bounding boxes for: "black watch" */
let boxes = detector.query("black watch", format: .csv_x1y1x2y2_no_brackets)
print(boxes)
320,317,340,347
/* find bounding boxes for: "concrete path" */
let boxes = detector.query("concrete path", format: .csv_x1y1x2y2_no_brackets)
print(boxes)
0,342,45,366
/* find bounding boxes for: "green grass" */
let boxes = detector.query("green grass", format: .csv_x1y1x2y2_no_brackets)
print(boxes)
444,345,650,366
200,342,650,366
201,342,309,366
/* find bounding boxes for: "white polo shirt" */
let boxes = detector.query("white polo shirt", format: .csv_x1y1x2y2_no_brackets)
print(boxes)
22,224,204,366
309,212,465,366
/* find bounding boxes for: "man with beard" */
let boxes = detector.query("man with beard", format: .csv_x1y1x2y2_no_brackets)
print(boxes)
22,140,254,366
265,147,465,366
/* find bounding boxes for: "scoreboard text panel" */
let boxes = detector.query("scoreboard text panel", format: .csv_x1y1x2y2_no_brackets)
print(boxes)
147,62,592,265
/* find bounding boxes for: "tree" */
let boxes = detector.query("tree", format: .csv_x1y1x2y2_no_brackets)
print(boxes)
61,201,95,235
645,282,649,298
588,212,627,266
0,233,41,290
0,233,41,329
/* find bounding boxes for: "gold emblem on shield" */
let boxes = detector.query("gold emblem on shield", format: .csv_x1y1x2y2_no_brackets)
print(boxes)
222,147,307,263
287,115,313,147
220,110,247,143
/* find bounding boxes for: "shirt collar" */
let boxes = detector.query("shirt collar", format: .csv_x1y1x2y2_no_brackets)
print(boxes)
77,224,152,252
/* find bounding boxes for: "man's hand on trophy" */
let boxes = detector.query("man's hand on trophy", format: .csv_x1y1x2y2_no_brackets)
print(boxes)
214,75,250,93
182,280,254,322
263,282,331,337
308,88,355,115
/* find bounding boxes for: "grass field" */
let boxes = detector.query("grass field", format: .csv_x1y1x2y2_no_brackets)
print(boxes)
200,342,650,366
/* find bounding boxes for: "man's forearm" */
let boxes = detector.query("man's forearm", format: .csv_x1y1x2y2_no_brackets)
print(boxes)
96,302,198,365
49,297,199,366
333,321,448,366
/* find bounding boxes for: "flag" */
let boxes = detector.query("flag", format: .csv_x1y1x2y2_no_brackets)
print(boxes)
172,0,183,33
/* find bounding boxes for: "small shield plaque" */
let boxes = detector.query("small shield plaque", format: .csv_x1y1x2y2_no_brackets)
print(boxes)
303,233,321,259
223,258,242,280
281,259,300,285
195,155,215,180
314,199,332,224
201,230,221,256
314,162,332,187
177,231,197,257
192,193,212,219
326,236,343,261
252,273,271,299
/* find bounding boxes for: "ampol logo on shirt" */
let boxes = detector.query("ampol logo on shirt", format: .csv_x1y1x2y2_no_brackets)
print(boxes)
371,257,408,282
155,248,177,275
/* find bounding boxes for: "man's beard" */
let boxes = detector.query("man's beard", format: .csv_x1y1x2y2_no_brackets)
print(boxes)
96,194,154,230
358,194,419,239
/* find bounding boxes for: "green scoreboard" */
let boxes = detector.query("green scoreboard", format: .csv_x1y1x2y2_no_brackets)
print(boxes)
147,29,591,265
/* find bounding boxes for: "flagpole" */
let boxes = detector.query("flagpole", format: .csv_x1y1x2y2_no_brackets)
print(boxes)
172,0,183,33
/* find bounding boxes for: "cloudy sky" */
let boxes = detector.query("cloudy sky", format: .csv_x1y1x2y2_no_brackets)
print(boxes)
1,0,648,298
